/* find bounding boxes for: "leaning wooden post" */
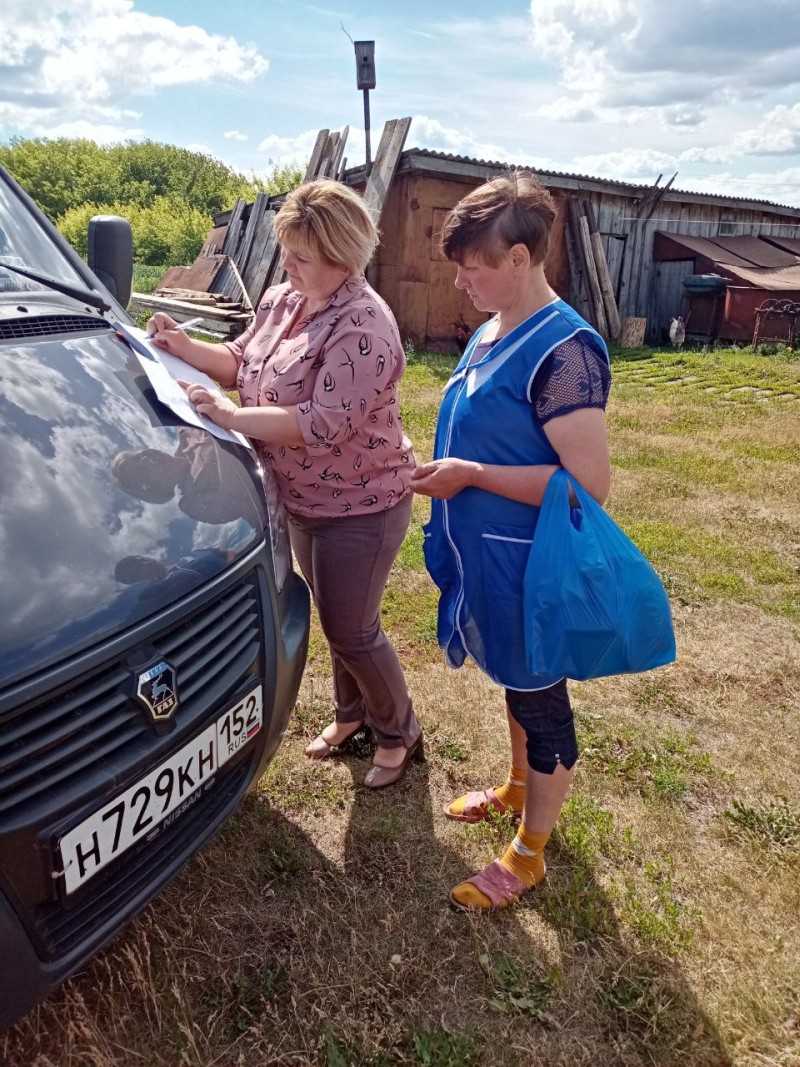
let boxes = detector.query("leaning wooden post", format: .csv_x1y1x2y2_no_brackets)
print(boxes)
570,200,608,339
582,199,622,342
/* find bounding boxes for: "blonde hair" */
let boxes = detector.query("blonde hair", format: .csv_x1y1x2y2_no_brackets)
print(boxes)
275,179,378,274
440,171,556,266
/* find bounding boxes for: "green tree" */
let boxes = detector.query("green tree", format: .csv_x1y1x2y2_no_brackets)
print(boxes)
58,197,209,265
3,136,306,265
0,138,122,220
0,137,270,221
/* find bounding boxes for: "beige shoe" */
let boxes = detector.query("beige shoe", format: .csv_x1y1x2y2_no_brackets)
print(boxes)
304,720,365,760
363,735,425,789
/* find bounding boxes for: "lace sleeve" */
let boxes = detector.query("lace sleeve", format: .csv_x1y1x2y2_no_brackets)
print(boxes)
531,335,611,425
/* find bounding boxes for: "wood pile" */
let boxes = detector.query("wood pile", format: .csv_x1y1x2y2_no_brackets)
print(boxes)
128,119,410,339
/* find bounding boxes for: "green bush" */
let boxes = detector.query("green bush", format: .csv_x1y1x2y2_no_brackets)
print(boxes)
58,196,209,266
1,137,304,223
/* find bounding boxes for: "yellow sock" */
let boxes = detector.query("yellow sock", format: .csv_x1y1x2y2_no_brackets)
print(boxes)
499,827,549,888
447,766,527,819
450,827,549,911
493,766,527,814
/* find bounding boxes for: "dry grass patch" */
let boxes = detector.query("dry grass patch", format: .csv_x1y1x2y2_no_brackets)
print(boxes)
3,344,800,1066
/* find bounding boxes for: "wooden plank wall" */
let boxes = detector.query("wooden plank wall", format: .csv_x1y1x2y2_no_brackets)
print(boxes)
373,169,800,347
374,174,572,348
576,193,800,342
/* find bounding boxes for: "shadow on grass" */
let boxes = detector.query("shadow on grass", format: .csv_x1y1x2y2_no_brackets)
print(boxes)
528,828,733,1067
335,749,734,1067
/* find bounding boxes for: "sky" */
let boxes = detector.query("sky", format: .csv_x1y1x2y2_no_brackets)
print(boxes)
2,0,800,206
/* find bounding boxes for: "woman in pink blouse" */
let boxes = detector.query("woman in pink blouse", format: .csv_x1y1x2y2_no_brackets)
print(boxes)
148,180,423,788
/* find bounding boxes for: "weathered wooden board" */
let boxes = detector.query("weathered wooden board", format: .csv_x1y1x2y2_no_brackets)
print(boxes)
579,215,609,338
157,256,224,293
251,211,283,302
363,118,412,220
221,198,246,259
303,130,329,182
237,192,268,280
199,225,227,257
130,292,251,323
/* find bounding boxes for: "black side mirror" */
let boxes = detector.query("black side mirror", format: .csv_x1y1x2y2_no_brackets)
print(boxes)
87,215,133,308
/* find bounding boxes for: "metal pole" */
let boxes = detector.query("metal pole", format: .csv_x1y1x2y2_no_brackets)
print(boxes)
363,88,371,175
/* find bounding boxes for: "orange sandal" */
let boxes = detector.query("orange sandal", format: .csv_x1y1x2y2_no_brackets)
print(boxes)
444,787,521,824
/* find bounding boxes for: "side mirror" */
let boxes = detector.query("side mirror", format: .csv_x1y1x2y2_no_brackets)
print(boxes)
87,215,133,308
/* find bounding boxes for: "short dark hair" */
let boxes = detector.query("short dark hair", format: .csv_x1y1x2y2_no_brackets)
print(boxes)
440,171,556,266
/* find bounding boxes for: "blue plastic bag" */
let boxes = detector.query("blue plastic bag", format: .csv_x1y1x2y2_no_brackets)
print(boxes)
523,470,676,680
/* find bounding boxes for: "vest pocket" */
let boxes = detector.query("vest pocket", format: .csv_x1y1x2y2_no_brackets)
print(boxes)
422,521,452,591
480,527,534,670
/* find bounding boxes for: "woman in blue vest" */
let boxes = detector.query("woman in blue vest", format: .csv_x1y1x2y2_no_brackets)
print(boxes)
412,172,612,911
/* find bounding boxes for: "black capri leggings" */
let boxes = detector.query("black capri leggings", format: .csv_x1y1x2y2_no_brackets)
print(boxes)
505,680,578,775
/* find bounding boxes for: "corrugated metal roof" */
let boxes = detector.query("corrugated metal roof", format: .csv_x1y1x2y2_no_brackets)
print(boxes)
723,265,800,291
654,232,758,268
653,232,800,291
400,148,800,214
764,236,800,257
710,236,800,268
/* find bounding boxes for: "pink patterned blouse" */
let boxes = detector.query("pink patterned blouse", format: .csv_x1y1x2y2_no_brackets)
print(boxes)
225,275,415,519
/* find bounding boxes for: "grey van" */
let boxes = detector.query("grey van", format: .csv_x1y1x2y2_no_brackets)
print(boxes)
0,165,309,1027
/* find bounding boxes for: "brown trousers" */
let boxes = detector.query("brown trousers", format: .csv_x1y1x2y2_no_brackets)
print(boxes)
289,494,420,748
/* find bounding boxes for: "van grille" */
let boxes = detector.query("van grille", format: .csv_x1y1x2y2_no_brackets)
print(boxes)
0,315,110,341
34,754,251,959
0,576,261,822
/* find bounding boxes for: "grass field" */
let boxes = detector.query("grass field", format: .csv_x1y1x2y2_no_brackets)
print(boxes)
4,344,799,1067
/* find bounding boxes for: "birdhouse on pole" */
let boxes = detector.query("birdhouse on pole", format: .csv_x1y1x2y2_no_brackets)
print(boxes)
354,41,376,89
353,40,376,173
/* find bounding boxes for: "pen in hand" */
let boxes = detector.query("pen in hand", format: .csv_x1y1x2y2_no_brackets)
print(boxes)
147,316,203,338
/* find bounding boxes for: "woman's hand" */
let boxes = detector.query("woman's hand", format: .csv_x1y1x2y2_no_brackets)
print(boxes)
147,312,194,360
179,381,239,429
411,458,478,499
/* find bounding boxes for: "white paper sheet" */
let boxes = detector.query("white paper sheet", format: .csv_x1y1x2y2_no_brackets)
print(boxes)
115,322,251,449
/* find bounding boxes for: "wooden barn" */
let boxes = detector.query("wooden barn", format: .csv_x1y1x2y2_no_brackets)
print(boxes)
136,125,800,349
345,149,800,348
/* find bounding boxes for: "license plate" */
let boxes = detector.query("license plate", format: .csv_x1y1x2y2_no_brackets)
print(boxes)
59,685,263,895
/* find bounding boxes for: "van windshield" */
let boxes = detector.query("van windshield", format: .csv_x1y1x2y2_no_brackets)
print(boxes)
0,174,84,296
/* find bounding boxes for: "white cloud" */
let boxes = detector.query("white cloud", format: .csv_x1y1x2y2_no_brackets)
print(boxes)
0,104,144,143
0,0,269,140
530,0,800,125
680,103,800,164
672,167,800,206
257,128,322,169
734,103,800,156
408,115,528,164
661,105,705,129
224,130,250,142
572,148,679,182
536,96,599,123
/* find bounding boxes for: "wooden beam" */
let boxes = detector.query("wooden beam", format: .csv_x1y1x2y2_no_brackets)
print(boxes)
330,126,349,180
129,292,251,323
568,198,607,337
578,215,609,339
582,199,621,341
237,192,268,278
221,198,246,259
363,118,412,220
252,211,283,300
303,130,329,182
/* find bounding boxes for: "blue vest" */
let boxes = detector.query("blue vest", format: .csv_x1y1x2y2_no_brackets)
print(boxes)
423,299,610,690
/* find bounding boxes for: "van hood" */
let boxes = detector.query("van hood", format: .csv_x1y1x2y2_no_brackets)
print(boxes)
0,317,268,685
